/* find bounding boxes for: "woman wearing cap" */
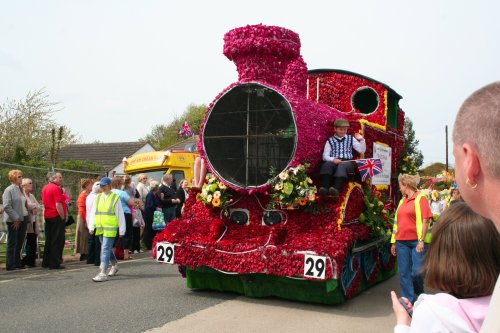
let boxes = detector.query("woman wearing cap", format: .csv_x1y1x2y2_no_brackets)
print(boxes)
390,173,433,304
319,118,366,197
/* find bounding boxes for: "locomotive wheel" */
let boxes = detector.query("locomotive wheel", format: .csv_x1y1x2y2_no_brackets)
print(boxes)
362,247,380,282
340,253,361,298
379,242,396,272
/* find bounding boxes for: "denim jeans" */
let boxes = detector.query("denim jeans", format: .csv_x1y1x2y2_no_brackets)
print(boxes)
99,235,117,271
6,218,27,269
396,240,427,303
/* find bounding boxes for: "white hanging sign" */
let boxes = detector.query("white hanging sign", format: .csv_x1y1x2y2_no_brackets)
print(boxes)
372,143,392,185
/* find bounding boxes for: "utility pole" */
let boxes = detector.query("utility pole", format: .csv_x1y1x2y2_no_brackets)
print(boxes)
445,125,449,172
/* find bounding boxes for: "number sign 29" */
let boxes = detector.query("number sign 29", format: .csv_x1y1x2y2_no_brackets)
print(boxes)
304,255,326,279
156,243,175,264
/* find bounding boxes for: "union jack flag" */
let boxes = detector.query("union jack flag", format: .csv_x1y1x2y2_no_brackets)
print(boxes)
177,121,194,138
355,158,383,182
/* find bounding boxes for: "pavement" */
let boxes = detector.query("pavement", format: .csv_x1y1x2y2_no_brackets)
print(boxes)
0,249,153,280
147,275,400,333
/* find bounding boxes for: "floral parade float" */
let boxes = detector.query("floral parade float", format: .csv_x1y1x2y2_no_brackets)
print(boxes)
153,24,405,304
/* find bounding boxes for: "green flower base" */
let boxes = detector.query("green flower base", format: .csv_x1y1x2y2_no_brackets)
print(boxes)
186,265,397,305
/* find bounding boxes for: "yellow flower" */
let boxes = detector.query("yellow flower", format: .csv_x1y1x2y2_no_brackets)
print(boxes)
206,194,213,202
212,198,221,207
219,183,227,190
196,193,202,201
213,191,221,199
278,172,289,180
306,177,313,184
275,183,283,190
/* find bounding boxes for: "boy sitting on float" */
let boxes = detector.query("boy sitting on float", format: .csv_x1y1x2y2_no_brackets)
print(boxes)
319,118,366,197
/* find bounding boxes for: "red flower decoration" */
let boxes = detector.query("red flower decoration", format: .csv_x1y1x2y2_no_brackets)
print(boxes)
153,24,403,302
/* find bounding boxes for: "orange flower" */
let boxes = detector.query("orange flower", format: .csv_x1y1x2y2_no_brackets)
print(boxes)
212,197,221,207
196,193,202,201
298,198,307,206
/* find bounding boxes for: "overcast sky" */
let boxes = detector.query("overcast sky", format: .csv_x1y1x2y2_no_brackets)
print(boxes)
1,0,499,166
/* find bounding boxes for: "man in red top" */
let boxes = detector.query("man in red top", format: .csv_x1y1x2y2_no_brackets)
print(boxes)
41,172,66,269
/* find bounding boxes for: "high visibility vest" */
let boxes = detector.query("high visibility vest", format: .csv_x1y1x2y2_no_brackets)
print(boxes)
94,192,120,238
391,192,432,244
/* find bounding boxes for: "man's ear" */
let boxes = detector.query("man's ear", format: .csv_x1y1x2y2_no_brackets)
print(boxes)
462,143,481,184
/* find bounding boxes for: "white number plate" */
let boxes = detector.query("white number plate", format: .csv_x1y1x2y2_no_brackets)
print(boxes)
156,242,175,264
304,255,326,279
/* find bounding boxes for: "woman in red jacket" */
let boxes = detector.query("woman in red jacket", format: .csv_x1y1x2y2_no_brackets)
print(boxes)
75,179,93,261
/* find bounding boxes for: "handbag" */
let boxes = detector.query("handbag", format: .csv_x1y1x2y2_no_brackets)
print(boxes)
152,210,166,230
114,238,124,259
65,214,75,226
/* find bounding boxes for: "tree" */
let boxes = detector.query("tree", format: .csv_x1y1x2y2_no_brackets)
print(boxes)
397,116,424,175
419,162,450,177
0,89,78,163
143,103,206,149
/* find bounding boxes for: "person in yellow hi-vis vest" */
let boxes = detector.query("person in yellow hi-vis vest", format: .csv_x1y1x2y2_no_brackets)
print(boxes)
390,174,433,304
87,177,125,282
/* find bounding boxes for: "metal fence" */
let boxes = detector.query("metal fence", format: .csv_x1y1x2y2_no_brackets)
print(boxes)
0,161,103,203
1,162,101,263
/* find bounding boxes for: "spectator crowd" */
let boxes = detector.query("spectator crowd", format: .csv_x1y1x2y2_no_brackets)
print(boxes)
1,172,189,281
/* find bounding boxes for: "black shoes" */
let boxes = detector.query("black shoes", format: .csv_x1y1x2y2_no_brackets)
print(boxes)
6,265,27,271
328,187,339,196
319,187,328,196
50,265,66,270
319,187,339,197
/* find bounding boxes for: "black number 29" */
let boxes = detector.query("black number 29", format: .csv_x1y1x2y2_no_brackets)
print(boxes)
157,244,174,264
304,256,326,278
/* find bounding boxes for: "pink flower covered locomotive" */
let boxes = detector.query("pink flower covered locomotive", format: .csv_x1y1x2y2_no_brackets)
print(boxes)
154,24,405,304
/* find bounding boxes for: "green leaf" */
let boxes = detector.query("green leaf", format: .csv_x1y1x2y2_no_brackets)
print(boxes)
283,182,294,195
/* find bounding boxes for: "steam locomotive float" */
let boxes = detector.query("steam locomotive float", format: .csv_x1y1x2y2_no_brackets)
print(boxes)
153,24,405,304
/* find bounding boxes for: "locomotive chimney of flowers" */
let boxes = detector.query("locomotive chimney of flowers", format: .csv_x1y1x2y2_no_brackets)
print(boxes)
223,24,304,90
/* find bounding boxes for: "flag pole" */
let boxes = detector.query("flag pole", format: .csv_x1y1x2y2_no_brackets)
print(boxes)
445,125,449,172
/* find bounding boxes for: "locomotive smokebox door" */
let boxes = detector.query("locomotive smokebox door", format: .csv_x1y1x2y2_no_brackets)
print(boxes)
203,83,297,190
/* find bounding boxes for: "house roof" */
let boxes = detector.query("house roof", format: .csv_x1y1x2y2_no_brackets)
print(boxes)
165,135,200,152
58,141,152,171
